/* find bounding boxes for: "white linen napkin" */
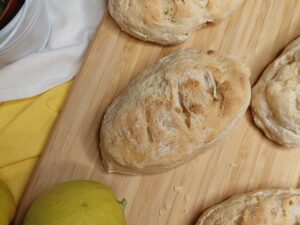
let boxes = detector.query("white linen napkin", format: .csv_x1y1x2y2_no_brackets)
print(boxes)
0,0,106,102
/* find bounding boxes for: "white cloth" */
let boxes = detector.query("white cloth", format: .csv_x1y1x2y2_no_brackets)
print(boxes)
0,0,106,101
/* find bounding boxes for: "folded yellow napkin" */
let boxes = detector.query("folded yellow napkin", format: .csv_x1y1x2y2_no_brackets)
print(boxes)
0,82,71,203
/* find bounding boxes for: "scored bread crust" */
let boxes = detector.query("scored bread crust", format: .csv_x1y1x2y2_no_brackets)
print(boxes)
100,48,251,174
108,0,244,45
196,189,300,225
251,37,300,148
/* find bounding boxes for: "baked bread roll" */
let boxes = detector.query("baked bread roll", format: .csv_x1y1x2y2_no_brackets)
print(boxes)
108,0,244,45
100,48,251,174
196,189,300,225
251,37,300,147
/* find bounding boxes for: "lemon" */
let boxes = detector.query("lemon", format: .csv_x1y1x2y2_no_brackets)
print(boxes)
0,180,16,225
24,180,126,225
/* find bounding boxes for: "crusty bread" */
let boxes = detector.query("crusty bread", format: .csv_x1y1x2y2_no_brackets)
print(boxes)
251,37,300,148
196,189,300,225
108,0,244,45
100,48,251,174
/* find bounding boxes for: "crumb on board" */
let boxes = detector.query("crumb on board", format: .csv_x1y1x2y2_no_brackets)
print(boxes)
182,209,187,214
184,194,190,202
174,186,183,193
163,202,170,210
229,162,238,167
159,209,164,216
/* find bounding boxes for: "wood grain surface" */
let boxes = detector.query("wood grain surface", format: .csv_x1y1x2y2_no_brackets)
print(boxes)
14,1,300,224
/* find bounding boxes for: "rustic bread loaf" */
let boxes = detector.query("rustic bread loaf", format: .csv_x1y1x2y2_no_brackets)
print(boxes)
100,48,251,174
251,37,300,147
108,0,244,45
196,189,300,225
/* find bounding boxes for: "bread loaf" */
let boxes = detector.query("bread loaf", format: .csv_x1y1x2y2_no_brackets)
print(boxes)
251,37,300,147
196,189,300,225
100,48,251,174
108,0,245,45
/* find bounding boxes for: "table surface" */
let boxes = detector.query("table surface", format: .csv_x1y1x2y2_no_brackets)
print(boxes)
14,1,300,224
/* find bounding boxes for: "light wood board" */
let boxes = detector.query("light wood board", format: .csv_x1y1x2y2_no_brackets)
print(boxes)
14,1,300,224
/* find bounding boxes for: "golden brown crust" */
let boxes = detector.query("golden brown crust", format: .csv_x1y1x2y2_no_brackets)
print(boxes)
196,189,300,225
100,48,251,174
251,37,300,147
108,0,244,45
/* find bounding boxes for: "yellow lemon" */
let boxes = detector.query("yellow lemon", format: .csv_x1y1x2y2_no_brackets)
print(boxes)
24,180,126,225
0,180,16,225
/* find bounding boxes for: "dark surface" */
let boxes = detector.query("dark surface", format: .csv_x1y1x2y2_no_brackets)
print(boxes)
0,0,24,29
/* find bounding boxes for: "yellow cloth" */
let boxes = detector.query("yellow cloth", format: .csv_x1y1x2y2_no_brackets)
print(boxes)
0,82,71,203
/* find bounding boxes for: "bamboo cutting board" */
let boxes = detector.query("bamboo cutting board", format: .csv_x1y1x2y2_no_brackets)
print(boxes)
14,1,300,224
